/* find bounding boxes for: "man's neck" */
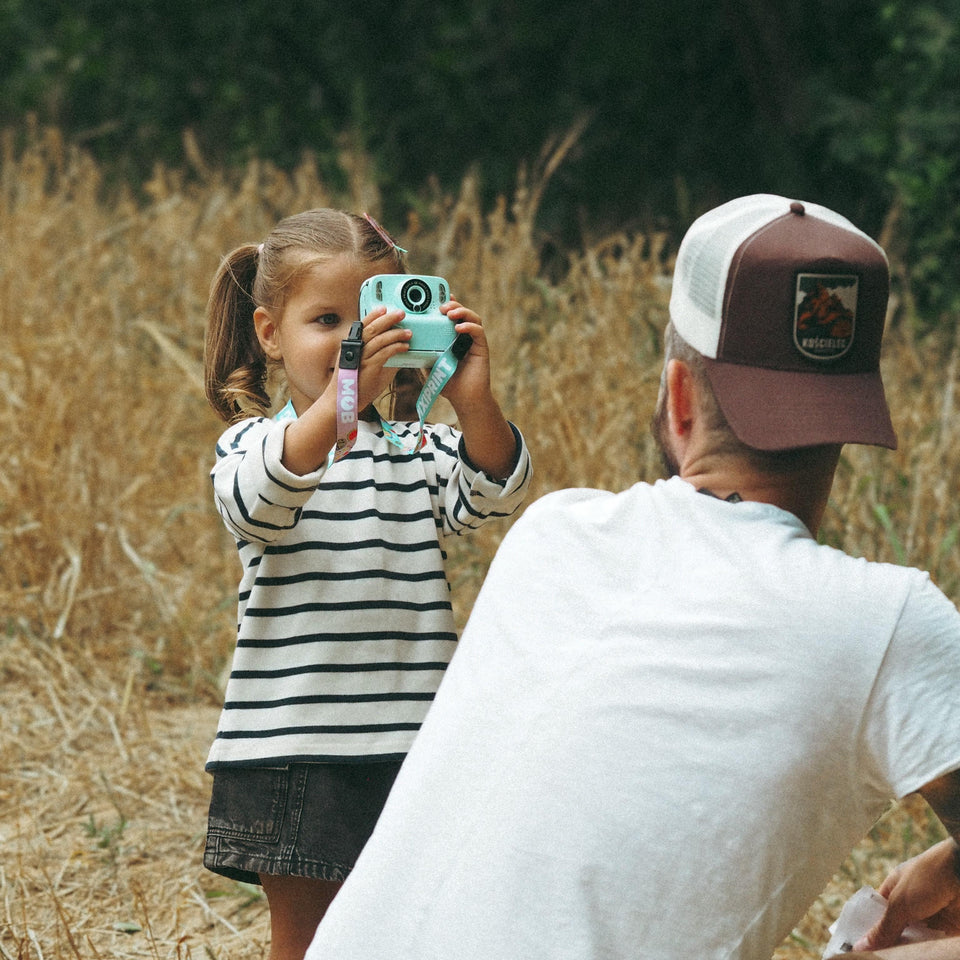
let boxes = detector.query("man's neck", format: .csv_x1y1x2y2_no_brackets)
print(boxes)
679,449,840,534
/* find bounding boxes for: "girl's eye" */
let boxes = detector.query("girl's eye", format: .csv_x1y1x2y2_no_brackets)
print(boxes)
316,313,340,326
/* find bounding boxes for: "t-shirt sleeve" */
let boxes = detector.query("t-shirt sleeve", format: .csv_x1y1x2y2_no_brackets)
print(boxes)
861,572,960,798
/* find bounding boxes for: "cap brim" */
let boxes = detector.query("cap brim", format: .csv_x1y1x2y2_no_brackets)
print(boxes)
702,358,898,451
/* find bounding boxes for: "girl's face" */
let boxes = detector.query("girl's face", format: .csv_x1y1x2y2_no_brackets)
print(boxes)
254,255,382,416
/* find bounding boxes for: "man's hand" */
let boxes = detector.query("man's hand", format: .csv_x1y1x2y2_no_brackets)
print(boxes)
844,936,960,959
855,771,960,952
853,839,960,950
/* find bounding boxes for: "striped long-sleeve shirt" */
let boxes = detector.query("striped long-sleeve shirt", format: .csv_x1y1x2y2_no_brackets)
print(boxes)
205,414,531,768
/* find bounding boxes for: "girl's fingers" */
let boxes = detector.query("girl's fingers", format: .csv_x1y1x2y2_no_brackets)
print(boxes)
361,306,405,332
441,301,482,326
366,326,412,359
358,309,410,356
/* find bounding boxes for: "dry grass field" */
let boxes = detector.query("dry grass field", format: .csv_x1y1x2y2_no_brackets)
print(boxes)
2,123,958,959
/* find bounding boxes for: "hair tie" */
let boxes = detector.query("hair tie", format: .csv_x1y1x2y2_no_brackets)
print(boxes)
256,242,264,257
363,213,408,254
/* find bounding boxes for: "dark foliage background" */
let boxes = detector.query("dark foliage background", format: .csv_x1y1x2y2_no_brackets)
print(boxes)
2,0,957,322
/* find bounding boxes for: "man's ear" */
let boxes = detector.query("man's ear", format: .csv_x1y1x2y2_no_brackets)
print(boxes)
253,307,283,361
665,359,697,438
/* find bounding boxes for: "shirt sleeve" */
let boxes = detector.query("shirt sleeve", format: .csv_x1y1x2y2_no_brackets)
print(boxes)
861,572,960,799
426,421,532,537
210,417,327,544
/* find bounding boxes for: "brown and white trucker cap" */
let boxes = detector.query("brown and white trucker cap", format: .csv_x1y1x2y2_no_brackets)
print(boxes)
669,194,897,450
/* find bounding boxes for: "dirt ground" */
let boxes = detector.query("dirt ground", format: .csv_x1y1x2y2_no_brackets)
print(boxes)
2,632,272,959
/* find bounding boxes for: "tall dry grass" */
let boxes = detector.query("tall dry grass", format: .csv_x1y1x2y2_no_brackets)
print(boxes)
1,121,957,958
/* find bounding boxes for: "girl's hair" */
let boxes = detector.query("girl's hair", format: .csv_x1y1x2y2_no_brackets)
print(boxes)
204,208,417,424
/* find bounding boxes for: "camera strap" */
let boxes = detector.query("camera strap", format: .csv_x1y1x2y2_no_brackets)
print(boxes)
273,330,472,463
332,321,365,461
377,332,473,454
272,322,364,467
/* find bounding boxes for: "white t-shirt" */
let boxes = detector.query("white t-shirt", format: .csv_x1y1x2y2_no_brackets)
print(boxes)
307,476,960,960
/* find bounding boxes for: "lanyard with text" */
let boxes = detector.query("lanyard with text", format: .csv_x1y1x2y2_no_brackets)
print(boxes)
333,321,364,461
274,330,472,462
385,331,473,454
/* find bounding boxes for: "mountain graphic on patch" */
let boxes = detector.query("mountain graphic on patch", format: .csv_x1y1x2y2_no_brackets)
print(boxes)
793,273,857,361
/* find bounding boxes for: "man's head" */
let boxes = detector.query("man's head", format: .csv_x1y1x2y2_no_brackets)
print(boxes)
651,322,842,481
663,194,896,454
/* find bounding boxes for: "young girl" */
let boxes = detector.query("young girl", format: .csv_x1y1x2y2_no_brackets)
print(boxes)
201,208,531,960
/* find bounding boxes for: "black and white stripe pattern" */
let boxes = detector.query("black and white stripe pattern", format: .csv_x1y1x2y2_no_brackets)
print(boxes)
206,416,531,768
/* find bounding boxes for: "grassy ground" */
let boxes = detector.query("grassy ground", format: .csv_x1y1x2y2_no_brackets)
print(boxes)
2,123,958,958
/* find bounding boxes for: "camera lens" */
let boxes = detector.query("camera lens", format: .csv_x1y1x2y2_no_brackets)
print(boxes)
400,278,432,313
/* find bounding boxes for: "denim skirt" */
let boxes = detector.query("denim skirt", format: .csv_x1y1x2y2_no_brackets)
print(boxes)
203,761,403,885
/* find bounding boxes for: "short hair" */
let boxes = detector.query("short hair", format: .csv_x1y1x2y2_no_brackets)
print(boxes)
660,322,841,474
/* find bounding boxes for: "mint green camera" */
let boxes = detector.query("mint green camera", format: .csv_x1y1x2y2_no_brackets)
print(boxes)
359,274,455,368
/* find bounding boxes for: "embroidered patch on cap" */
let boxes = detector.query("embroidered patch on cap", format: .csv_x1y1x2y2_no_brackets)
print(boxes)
793,273,858,361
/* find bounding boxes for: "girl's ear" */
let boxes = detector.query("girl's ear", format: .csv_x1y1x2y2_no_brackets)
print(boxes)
254,307,283,361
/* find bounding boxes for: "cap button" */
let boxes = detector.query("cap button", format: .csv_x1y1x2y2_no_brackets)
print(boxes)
789,201,805,215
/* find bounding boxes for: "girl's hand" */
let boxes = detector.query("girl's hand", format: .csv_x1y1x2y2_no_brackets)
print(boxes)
437,300,493,410
436,299,519,480
353,305,411,410
284,307,408,475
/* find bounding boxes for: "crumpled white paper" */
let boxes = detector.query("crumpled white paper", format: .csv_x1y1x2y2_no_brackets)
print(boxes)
823,886,947,957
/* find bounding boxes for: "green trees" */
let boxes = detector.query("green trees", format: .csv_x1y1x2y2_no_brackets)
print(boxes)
1,0,957,324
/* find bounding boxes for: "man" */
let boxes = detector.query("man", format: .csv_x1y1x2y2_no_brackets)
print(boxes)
305,195,960,960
